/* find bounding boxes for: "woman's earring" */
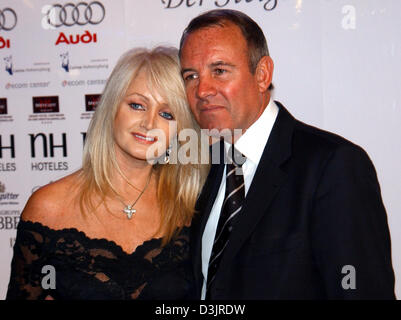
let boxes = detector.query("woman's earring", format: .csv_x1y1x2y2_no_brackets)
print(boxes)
164,145,172,164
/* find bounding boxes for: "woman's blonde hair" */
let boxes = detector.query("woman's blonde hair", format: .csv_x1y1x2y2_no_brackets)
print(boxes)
79,46,209,245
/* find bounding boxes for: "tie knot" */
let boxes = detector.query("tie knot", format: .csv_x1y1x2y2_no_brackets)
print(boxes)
227,145,246,167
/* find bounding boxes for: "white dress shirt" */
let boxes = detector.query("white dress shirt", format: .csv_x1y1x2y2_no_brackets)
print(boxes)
201,99,279,299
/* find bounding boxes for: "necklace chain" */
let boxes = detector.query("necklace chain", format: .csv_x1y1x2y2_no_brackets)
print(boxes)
116,171,152,219
118,169,142,192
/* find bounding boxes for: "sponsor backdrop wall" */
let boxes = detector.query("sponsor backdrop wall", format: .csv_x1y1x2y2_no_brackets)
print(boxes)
0,0,400,299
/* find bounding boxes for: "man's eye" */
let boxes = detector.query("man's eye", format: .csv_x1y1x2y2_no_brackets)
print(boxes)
129,103,144,110
184,73,198,81
214,68,226,75
159,111,174,120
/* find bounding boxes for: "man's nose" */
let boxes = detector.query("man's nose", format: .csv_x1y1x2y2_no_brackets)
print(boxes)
196,76,217,99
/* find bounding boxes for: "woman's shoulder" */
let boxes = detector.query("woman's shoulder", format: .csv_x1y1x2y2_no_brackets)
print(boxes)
21,171,83,227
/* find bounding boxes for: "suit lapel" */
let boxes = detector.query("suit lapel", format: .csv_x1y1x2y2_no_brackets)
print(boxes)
218,103,295,271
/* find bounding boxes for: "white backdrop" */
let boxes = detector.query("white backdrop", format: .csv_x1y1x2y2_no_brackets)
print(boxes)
0,0,400,299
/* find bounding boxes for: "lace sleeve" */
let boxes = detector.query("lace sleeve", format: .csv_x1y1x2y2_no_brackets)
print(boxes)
6,221,52,300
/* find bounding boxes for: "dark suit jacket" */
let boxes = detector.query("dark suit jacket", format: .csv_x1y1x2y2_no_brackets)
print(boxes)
191,102,395,299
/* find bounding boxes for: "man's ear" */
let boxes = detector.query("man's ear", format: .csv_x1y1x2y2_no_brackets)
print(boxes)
256,56,274,93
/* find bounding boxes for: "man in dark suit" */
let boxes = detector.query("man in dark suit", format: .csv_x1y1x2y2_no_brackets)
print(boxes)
179,9,395,299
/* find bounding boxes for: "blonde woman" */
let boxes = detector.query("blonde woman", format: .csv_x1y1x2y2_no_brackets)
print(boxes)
6,47,209,300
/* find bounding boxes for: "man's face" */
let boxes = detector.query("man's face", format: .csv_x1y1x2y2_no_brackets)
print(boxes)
180,23,269,135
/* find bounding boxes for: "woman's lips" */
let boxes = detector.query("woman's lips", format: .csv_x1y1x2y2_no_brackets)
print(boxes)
131,132,158,144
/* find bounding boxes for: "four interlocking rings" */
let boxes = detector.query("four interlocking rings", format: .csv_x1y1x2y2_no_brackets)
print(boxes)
46,2,105,27
0,8,17,31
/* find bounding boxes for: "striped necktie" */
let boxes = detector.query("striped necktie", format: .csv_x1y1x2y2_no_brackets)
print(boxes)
206,145,245,299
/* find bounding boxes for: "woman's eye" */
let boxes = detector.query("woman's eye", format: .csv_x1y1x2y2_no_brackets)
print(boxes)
129,103,144,110
159,111,174,120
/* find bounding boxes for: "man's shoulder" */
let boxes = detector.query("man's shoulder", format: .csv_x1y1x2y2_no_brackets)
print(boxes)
287,113,370,163
274,101,363,154
294,119,355,147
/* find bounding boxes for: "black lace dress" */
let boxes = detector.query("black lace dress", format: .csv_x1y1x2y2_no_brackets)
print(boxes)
6,220,195,300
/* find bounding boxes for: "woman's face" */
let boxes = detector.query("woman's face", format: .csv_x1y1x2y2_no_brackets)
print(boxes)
113,69,177,165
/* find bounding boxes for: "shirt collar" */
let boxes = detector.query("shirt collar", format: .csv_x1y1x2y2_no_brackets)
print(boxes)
225,99,279,165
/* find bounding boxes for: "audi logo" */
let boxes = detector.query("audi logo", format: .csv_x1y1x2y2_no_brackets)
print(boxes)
46,2,105,27
0,8,17,31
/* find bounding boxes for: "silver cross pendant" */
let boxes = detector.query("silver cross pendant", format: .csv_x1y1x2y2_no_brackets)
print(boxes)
123,205,136,219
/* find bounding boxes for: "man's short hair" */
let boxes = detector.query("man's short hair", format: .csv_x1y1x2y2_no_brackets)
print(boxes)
179,9,269,74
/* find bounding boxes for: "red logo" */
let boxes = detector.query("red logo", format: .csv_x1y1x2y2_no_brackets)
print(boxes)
55,30,97,45
85,94,100,111
0,98,7,114
0,37,10,49
33,96,59,113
